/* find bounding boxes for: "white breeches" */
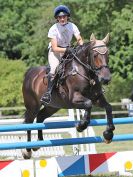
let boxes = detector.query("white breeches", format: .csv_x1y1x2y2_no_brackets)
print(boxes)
48,48,64,75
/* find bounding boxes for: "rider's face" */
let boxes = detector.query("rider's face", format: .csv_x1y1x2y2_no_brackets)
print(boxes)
57,15,68,25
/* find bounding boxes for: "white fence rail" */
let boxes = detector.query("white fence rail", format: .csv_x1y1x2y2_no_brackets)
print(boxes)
0,101,132,119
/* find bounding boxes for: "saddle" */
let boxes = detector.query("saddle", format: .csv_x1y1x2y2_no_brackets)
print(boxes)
45,46,77,85
42,64,67,99
44,61,65,86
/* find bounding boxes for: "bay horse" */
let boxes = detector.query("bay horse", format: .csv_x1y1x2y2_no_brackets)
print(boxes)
22,33,115,159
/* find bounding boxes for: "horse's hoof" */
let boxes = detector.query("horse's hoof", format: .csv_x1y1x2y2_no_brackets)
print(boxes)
103,130,114,142
22,149,32,159
32,147,40,151
76,125,83,132
76,121,88,132
104,139,112,144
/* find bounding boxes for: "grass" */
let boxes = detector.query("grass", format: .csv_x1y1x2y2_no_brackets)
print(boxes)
63,124,133,155
94,124,133,153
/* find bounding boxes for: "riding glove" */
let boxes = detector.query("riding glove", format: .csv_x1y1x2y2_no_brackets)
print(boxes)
66,46,73,54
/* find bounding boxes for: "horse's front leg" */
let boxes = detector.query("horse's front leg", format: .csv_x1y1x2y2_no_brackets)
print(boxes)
76,108,91,132
97,95,115,143
72,91,92,109
71,91,92,132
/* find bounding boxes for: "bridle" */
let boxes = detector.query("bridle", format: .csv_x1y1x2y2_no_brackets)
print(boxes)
89,44,109,72
91,44,107,50
66,43,109,84
71,43,109,72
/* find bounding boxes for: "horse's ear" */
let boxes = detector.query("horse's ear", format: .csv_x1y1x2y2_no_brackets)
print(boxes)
90,33,96,42
102,33,109,44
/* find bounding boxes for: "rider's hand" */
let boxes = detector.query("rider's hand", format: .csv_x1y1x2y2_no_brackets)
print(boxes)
65,46,73,54
79,45,83,50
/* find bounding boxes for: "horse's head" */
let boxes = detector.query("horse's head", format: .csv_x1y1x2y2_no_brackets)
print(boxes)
63,34,111,85
89,33,111,84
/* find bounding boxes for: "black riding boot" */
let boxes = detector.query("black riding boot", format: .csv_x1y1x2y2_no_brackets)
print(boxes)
40,74,54,104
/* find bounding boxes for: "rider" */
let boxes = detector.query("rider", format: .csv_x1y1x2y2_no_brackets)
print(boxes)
40,5,84,104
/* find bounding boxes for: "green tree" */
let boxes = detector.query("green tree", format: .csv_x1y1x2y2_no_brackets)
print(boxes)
0,58,27,106
0,0,43,59
21,2,56,66
104,76,132,102
0,0,132,105
110,4,133,79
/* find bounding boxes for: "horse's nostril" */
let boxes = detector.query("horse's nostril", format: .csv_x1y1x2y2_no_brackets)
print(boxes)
99,77,110,85
104,79,110,84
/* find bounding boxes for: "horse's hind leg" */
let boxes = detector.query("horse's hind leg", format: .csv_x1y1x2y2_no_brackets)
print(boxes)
22,109,39,159
32,106,59,151
76,108,91,132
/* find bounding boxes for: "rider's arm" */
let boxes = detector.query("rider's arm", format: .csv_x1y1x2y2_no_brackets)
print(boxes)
75,34,84,45
51,38,66,53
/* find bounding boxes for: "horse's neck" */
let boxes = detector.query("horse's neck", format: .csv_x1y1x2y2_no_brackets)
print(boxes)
73,59,86,74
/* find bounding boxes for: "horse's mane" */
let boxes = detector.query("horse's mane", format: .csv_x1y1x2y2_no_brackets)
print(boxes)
74,42,91,53
62,42,91,61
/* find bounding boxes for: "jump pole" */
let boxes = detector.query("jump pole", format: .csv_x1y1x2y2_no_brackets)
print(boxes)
0,134,133,150
0,117,133,132
0,117,133,176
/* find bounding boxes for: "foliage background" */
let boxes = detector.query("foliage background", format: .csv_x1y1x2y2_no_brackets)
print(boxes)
0,0,132,107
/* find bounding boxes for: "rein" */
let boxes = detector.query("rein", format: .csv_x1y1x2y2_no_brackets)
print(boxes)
70,44,108,72
70,51,93,72
64,46,94,84
60,43,108,84
68,44,108,83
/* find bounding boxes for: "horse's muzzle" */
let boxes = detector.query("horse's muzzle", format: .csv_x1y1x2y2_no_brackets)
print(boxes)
97,66,111,85
99,76,111,85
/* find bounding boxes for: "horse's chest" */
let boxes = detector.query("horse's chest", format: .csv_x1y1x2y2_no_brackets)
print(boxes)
87,84,103,101
50,88,73,108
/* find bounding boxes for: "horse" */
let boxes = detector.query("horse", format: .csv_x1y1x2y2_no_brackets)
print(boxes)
22,33,115,159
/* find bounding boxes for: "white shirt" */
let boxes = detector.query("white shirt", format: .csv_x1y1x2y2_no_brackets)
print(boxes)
48,22,80,48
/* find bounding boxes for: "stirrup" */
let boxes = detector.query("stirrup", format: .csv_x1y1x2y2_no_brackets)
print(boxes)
40,92,51,104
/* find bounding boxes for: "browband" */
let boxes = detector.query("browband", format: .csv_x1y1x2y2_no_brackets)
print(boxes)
91,45,106,50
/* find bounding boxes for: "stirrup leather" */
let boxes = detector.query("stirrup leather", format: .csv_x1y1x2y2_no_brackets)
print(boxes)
40,73,55,104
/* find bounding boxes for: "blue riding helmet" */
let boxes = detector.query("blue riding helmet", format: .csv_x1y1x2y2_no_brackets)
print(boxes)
54,5,70,18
